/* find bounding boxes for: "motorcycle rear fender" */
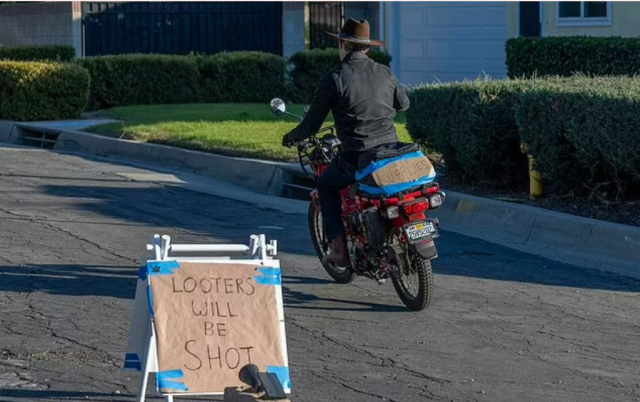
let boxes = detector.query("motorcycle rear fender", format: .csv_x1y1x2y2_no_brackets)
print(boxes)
410,238,438,260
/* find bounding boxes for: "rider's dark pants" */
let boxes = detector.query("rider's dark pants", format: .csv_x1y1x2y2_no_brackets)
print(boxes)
317,152,359,240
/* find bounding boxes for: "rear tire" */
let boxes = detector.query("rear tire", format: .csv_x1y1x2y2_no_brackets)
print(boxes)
308,203,355,284
392,254,433,311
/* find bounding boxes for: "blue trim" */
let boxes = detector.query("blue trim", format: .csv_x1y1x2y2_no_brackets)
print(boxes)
355,150,425,180
358,174,436,195
254,267,282,286
124,360,141,370
267,366,291,391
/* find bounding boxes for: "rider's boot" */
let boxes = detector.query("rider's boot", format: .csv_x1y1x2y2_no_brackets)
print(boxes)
323,235,350,267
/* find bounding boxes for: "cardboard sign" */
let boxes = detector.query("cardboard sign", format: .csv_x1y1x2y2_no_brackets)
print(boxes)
371,156,435,187
145,261,289,395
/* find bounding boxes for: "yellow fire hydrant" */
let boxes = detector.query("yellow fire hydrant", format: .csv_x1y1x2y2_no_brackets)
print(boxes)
521,142,543,200
528,155,543,200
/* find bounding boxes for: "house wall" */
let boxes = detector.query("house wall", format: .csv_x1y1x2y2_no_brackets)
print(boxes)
0,2,83,56
282,2,305,58
506,2,519,38
543,2,640,37
345,2,380,40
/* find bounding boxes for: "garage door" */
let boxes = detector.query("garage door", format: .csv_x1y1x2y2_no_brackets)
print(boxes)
395,2,508,85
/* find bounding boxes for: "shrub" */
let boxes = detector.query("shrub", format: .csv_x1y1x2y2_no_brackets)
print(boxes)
0,61,89,121
406,80,532,188
506,36,640,78
289,48,392,103
0,45,76,62
198,52,287,102
516,77,640,199
77,54,200,109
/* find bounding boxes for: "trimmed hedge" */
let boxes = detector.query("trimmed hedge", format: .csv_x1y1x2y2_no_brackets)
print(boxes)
0,45,76,62
506,37,640,78
407,77,640,199
198,52,287,103
0,60,89,121
289,48,392,103
406,80,533,187
516,77,640,198
77,54,200,110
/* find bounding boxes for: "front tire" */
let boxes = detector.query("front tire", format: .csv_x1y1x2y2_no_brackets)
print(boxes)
392,253,434,311
308,203,355,284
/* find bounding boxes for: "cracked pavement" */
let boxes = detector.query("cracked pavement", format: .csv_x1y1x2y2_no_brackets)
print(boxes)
0,145,638,402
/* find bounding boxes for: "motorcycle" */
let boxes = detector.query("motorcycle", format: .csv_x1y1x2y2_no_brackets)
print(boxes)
270,98,445,311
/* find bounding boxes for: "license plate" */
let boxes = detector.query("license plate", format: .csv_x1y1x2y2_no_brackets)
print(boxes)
405,220,437,243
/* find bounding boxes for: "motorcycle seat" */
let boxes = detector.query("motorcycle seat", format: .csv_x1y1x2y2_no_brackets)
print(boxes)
355,143,436,196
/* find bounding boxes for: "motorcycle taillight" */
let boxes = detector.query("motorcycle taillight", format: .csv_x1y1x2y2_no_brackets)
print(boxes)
402,198,429,215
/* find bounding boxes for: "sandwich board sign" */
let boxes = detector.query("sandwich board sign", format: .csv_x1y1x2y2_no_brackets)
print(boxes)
125,234,289,402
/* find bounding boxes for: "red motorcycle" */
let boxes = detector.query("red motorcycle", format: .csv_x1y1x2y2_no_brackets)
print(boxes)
270,99,445,311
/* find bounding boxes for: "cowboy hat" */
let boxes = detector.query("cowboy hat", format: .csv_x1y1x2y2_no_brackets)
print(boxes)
326,18,384,47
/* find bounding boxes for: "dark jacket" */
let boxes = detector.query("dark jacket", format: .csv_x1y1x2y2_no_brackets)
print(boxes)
286,51,410,153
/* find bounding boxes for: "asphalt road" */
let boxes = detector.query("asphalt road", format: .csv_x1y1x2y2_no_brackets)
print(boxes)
0,145,639,402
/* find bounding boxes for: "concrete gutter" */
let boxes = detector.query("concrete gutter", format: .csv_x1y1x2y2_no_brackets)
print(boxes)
0,123,637,279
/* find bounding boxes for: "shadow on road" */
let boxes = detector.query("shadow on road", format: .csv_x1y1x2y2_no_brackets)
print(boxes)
25,182,640,295
0,390,135,401
0,265,137,299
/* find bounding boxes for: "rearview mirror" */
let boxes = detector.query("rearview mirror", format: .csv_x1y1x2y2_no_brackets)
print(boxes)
270,98,286,116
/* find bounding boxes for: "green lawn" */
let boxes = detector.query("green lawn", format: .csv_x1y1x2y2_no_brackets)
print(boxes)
90,103,412,162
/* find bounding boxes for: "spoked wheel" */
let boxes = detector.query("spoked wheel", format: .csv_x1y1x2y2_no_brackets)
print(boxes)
308,203,355,284
389,232,433,311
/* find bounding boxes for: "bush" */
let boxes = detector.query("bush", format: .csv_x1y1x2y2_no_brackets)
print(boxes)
0,45,76,62
0,61,89,121
77,54,200,109
516,76,640,199
506,37,640,78
406,80,532,188
289,48,392,103
198,52,287,102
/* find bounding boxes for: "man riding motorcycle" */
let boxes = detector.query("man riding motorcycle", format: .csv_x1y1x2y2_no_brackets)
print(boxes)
282,18,410,267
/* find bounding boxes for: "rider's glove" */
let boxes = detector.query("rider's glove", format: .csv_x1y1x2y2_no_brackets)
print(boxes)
282,133,295,148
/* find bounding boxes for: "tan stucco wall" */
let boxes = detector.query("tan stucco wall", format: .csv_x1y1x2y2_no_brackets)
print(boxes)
543,2,640,37
0,2,83,56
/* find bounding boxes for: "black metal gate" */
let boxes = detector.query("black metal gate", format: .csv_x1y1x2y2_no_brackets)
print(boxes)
82,2,283,56
309,2,343,49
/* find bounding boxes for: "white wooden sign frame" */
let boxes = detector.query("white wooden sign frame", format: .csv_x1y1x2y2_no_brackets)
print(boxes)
125,234,287,402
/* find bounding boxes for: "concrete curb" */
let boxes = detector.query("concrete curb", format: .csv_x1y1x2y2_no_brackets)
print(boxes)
52,129,301,197
430,192,640,279
1,124,637,279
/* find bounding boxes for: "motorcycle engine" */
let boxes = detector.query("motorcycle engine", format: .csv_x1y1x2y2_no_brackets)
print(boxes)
348,207,386,247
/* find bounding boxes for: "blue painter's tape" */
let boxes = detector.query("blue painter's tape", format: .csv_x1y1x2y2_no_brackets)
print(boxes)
254,267,282,286
125,353,139,361
158,380,188,392
124,360,141,370
358,173,436,196
147,260,180,277
355,150,426,180
267,366,291,391
156,369,188,392
156,369,184,381
138,266,147,280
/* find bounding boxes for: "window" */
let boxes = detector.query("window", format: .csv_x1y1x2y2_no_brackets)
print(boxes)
557,1,611,26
